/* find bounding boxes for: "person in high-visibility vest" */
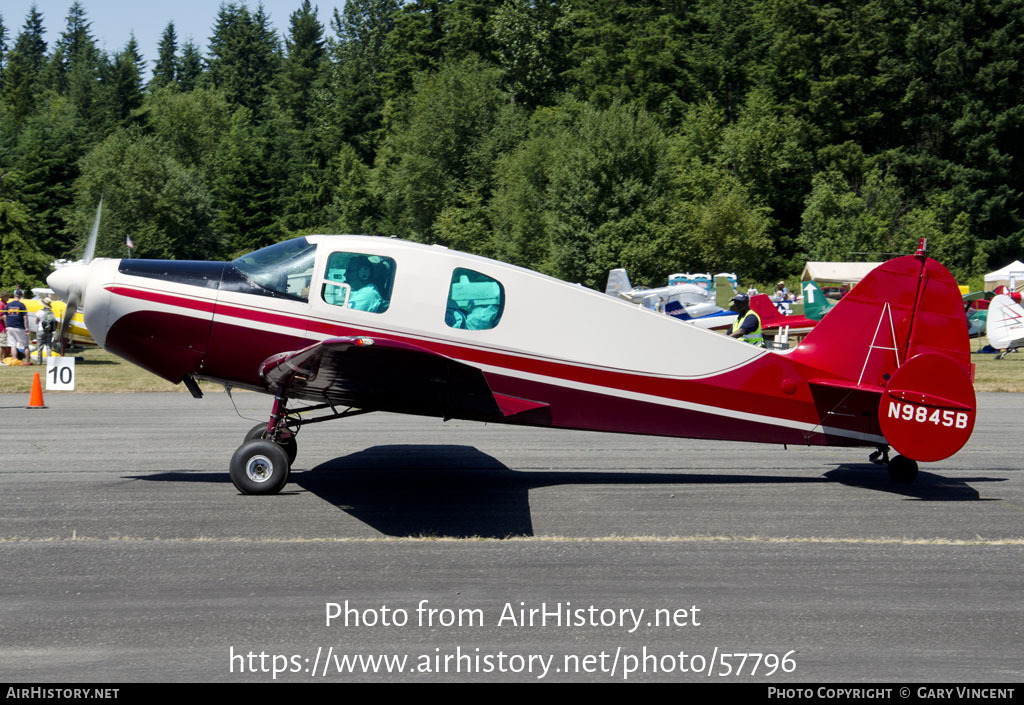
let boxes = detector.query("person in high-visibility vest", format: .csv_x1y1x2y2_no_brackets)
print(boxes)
728,294,764,346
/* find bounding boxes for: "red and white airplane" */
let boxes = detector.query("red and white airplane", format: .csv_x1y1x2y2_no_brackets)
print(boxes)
987,293,1024,358
748,292,820,334
48,236,976,494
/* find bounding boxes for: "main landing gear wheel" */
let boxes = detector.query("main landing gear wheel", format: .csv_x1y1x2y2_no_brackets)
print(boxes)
230,439,290,495
243,422,298,466
887,455,919,485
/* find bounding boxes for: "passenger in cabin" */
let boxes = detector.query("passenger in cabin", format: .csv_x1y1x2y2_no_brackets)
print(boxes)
445,268,504,330
345,255,385,313
465,304,499,330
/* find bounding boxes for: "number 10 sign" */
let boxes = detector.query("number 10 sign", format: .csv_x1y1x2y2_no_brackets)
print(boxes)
46,356,76,391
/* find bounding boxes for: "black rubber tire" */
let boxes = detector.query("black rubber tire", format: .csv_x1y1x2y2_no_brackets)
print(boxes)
243,423,298,466
887,455,919,484
229,439,290,495
243,423,268,444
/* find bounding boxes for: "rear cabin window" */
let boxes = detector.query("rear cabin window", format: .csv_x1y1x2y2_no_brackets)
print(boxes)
445,268,505,330
321,251,396,314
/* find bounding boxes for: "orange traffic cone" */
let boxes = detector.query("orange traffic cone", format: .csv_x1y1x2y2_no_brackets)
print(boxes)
27,372,47,409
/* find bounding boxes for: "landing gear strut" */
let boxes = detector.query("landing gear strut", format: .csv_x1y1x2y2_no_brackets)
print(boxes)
227,387,373,495
869,445,890,465
230,389,296,495
244,422,297,465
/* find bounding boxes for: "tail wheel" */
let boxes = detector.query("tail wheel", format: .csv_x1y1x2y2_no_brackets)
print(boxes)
230,439,290,495
887,455,919,485
243,422,298,466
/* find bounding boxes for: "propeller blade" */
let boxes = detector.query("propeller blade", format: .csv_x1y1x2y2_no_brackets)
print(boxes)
56,295,79,356
51,197,101,354
82,196,102,264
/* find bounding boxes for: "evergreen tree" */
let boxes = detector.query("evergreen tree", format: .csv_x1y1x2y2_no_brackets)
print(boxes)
206,3,281,115
146,87,234,175
439,0,497,60
71,128,219,260
49,1,98,95
278,0,327,130
380,0,446,100
213,108,285,254
177,39,204,91
106,35,145,123
150,22,179,91
489,0,569,108
376,56,511,244
0,196,50,289
661,100,776,279
327,0,400,161
2,6,48,127
0,13,8,82
10,96,86,258
562,1,694,121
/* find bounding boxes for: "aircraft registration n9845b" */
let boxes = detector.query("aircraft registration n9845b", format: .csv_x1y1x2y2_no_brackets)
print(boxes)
48,235,976,495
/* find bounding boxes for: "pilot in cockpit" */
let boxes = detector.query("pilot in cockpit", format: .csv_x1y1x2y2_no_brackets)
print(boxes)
345,255,385,313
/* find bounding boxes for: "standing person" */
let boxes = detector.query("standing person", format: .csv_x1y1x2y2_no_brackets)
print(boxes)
35,297,57,364
0,292,9,359
728,294,764,347
3,289,30,363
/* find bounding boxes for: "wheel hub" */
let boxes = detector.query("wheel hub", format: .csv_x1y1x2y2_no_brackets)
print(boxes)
245,455,275,483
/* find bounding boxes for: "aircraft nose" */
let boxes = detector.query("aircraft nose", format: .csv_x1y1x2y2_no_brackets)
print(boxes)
48,263,90,303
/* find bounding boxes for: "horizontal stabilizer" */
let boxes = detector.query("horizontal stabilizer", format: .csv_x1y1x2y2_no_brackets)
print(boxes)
878,352,975,462
808,378,885,394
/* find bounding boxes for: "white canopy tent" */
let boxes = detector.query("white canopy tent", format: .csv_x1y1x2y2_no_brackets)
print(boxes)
984,260,1024,292
800,261,882,285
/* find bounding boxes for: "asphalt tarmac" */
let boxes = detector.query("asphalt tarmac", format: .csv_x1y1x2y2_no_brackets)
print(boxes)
0,391,1021,683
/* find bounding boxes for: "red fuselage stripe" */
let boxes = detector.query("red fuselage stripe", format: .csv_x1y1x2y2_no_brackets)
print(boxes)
104,283,830,427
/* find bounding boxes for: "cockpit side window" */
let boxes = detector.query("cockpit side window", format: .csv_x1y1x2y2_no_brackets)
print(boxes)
445,268,504,330
322,251,396,313
228,238,316,302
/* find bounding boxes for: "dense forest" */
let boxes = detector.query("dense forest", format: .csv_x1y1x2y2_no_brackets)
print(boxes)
0,0,1021,292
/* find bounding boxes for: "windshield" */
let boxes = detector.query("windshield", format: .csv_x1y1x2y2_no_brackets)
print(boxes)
229,238,317,302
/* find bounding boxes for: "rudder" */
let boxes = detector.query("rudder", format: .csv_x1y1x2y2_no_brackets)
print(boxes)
792,254,975,462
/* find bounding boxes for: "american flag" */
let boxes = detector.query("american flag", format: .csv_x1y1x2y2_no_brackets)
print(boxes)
126,235,134,249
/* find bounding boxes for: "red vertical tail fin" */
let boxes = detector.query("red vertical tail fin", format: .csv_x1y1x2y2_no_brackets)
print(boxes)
791,255,970,385
792,255,975,462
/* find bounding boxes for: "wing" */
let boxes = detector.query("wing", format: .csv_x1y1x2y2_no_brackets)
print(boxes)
258,336,550,422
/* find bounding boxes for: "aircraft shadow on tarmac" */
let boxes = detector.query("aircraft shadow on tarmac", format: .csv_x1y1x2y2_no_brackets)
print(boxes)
289,445,845,537
824,464,1004,501
128,446,1002,537
129,444,825,538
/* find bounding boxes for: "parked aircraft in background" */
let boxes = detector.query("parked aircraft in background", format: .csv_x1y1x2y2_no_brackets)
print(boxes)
801,281,836,321
748,294,819,337
21,288,96,349
49,235,975,494
961,291,994,338
605,268,736,330
986,294,1024,359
